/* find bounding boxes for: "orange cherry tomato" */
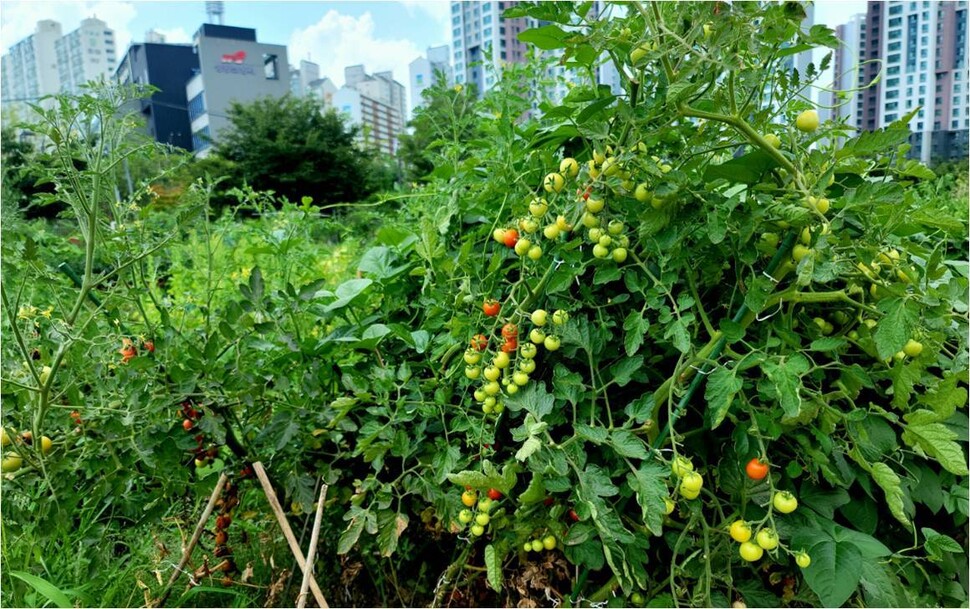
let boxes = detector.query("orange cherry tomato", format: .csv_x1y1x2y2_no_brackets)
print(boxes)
746,458,769,481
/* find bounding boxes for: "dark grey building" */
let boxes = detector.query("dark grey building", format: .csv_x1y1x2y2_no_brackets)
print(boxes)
116,43,199,151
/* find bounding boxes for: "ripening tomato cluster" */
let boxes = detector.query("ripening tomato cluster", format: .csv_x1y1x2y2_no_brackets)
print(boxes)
178,401,219,467
522,533,557,553
457,489,498,538
672,454,808,568
207,480,240,586
118,337,156,364
464,307,570,415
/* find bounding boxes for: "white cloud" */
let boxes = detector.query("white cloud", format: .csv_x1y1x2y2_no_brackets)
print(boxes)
1,1,138,56
150,26,191,44
288,10,423,89
395,0,450,25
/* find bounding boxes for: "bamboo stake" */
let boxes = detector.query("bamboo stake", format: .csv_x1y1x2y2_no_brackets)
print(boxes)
296,483,329,609
155,472,229,607
252,461,329,608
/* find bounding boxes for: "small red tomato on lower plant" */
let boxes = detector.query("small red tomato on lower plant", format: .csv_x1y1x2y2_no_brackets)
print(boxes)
745,458,769,481
487,488,502,500
501,340,518,353
119,338,138,363
483,299,500,317
568,509,580,522
183,419,193,431
471,334,489,351
143,340,155,353
503,229,519,248
501,323,519,339
543,496,555,506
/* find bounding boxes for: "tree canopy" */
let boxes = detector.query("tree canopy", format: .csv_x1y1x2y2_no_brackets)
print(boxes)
215,95,380,206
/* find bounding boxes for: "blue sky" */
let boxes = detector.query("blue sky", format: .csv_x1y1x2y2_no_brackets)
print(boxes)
2,1,864,90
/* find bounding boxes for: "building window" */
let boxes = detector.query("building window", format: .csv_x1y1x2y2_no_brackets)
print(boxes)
264,54,278,79
192,125,211,151
953,119,960,128
483,14,492,24
188,92,206,121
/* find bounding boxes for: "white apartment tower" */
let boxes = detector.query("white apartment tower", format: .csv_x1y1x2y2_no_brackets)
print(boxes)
315,66,407,155
450,1,534,96
1,20,63,118
55,17,117,94
409,45,452,113
832,13,866,129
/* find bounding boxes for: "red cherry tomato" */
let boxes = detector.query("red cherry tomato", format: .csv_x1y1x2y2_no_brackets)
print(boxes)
471,334,489,352
483,299,500,317
503,229,519,248
487,488,502,500
746,458,769,481
501,339,518,353
183,419,193,431
568,509,580,522
143,340,155,353
501,323,519,339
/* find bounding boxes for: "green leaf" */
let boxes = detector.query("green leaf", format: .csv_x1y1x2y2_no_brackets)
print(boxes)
744,276,775,313
664,317,691,353
836,128,911,159
764,358,803,418
337,513,366,554
810,337,847,351
321,278,374,313
517,472,546,505
8,572,72,608
580,464,619,497
901,422,970,475
858,561,900,608
870,462,911,528
515,436,542,462
704,366,743,429
484,544,503,592
609,356,643,387
873,297,917,360
377,510,409,557
447,460,517,493
703,149,780,184
627,463,668,535
623,310,650,356
576,423,609,444
922,527,963,560
796,532,864,607
517,24,570,50
609,429,649,460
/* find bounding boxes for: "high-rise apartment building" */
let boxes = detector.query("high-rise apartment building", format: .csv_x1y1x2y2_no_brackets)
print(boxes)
185,24,290,156
55,17,117,94
314,65,407,155
841,0,967,162
409,45,452,113
1,20,63,119
832,13,866,128
450,1,534,96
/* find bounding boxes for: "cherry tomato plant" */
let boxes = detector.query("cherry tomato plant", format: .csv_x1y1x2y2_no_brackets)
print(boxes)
1,2,967,607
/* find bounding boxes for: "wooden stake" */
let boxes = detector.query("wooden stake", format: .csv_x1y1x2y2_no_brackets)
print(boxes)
252,461,329,608
155,472,229,607
296,483,329,609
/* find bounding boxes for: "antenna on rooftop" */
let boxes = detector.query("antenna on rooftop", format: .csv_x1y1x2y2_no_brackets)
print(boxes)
205,1,225,24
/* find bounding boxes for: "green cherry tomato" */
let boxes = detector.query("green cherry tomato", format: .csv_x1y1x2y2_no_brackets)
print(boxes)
531,539,544,552
543,335,561,351
739,541,764,562
519,343,537,359
664,497,676,515
755,528,779,550
680,471,703,494
530,328,546,344
471,524,485,537
772,491,798,514
475,513,491,526
458,509,473,524
518,359,536,374
531,309,549,326
671,456,694,478
542,535,557,550
795,551,812,568
552,310,569,325
729,520,752,543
